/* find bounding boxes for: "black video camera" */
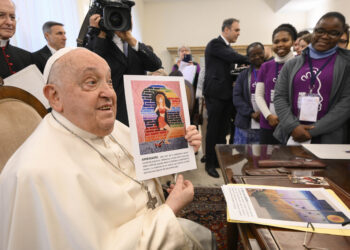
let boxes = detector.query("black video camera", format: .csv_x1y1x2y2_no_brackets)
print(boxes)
89,0,135,31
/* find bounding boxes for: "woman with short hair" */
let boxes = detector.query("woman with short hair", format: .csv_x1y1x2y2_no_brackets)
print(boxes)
255,23,297,144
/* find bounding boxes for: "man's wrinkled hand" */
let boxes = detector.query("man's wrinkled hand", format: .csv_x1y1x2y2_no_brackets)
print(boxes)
185,125,201,153
165,175,194,215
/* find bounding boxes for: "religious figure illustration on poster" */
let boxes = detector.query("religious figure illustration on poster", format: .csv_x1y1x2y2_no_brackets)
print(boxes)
124,75,197,180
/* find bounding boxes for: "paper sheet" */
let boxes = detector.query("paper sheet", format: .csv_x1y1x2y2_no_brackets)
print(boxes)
222,184,350,236
124,75,197,181
179,61,196,84
302,144,350,160
4,64,49,108
287,136,311,145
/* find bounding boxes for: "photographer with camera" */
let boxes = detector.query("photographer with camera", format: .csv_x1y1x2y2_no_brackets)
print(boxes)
85,0,162,126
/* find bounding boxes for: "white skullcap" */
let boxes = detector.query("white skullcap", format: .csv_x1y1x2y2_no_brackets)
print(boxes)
43,47,77,84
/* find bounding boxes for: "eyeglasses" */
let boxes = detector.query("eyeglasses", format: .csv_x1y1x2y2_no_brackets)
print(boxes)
338,38,349,44
79,80,113,92
314,28,342,38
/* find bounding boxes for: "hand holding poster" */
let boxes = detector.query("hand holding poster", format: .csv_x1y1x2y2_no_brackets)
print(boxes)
124,75,197,180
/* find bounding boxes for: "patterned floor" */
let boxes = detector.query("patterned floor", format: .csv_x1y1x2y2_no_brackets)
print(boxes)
179,187,227,249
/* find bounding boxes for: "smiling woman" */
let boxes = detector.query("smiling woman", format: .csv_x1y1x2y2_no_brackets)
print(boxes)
274,12,350,144
255,23,297,144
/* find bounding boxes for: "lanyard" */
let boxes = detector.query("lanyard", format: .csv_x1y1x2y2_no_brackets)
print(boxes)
308,53,334,90
275,62,281,80
252,67,258,83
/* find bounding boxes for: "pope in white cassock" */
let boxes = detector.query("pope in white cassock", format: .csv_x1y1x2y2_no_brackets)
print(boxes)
0,47,215,249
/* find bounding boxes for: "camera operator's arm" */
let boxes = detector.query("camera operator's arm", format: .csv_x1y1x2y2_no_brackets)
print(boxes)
115,30,137,48
115,30,162,72
89,14,106,39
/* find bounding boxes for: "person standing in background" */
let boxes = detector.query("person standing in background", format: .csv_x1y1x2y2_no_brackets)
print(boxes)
294,30,310,55
274,12,350,144
203,18,249,178
33,21,66,73
255,23,297,144
338,23,349,49
297,33,312,53
86,14,162,126
233,42,265,144
0,0,33,79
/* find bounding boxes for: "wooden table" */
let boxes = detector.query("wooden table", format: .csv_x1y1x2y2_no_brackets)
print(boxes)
216,144,350,249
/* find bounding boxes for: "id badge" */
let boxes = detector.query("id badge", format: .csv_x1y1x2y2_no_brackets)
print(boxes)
251,94,259,112
270,89,275,102
269,90,276,115
299,94,320,122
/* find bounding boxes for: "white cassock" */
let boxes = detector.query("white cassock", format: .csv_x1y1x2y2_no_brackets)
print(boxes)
0,111,205,250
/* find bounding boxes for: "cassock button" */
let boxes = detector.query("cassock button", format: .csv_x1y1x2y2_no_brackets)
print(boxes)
9,63,13,66
6,55,10,58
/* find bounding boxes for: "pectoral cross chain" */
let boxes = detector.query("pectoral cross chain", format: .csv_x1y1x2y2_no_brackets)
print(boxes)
146,189,157,210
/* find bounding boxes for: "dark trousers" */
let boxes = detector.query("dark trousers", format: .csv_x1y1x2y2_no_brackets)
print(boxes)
205,96,233,169
259,128,280,145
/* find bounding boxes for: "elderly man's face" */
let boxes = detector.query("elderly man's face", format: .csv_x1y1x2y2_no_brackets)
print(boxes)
53,50,117,137
0,0,16,40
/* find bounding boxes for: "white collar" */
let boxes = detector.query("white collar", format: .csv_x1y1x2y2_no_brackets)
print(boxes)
274,50,294,63
47,44,57,55
51,110,101,140
220,34,230,46
0,39,9,47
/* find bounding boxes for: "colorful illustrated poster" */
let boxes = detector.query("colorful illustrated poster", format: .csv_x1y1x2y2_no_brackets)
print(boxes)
124,75,197,180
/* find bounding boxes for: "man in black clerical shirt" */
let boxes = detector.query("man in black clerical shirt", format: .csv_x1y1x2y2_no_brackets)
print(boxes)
33,21,67,73
203,18,249,178
0,0,33,79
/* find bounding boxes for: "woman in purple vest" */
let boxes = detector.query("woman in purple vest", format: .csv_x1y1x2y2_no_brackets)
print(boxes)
255,24,297,144
274,12,350,144
233,42,265,144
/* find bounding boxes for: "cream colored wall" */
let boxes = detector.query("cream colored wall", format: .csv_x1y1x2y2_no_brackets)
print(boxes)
307,0,350,28
74,0,350,72
143,0,307,72
76,0,90,24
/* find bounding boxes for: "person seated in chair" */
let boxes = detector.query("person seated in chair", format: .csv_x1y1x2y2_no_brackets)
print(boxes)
0,47,217,250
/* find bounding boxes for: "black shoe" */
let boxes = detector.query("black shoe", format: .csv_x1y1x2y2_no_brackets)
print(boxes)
200,155,206,163
205,167,219,178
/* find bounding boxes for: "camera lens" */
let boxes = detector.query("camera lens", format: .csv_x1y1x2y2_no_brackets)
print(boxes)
109,12,123,27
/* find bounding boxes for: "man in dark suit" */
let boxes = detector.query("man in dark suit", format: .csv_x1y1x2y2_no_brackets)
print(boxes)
33,21,66,72
87,14,162,126
0,0,33,79
203,18,249,178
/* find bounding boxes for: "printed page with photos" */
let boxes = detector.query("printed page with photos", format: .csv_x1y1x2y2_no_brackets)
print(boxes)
124,75,197,181
222,184,350,236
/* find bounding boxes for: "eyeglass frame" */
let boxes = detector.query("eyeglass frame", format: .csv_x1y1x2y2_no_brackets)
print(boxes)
313,28,342,38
